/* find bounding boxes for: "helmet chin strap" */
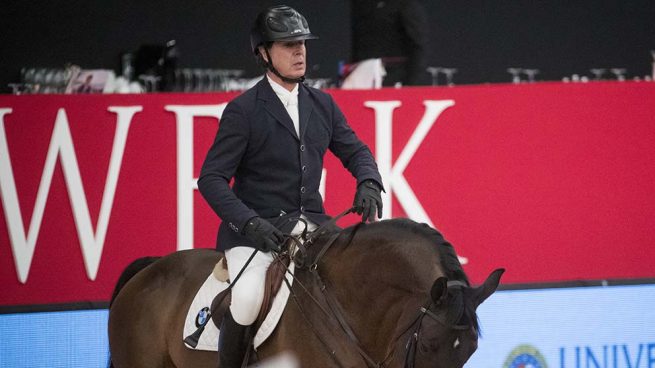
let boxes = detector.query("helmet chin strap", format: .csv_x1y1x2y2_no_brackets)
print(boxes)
265,48,305,84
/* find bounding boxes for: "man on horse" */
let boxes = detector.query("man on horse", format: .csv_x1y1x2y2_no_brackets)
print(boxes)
197,5,384,367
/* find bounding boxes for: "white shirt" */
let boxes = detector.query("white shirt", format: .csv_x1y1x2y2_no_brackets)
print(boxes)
267,75,300,136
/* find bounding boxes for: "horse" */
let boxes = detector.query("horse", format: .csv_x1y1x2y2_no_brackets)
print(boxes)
108,218,504,368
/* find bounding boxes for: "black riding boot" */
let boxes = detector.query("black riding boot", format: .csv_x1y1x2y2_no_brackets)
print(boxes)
218,310,252,368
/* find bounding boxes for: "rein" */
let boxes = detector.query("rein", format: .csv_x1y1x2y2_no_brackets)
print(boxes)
305,207,354,249
291,207,353,269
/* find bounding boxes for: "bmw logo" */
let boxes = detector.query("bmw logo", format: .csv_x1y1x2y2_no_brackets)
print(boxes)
195,307,210,327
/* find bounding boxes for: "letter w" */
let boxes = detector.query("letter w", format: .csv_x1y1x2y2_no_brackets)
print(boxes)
0,107,141,283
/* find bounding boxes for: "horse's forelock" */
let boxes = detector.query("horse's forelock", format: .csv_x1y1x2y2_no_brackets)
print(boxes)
462,288,482,335
448,287,481,335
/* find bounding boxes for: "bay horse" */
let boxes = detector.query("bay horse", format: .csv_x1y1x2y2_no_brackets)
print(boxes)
108,218,504,368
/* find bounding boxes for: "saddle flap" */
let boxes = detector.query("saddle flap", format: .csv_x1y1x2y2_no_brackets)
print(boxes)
256,253,291,326
210,288,232,329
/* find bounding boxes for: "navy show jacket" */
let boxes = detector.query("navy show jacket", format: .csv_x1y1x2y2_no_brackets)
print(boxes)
198,77,382,251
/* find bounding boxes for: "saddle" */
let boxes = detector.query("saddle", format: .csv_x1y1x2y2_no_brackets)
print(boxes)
208,216,345,326
183,223,344,351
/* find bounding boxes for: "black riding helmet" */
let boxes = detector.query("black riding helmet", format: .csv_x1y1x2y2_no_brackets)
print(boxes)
250,5,318,83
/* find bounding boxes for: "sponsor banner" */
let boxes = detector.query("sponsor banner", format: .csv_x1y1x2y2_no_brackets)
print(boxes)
468,284,655,368
1,82,654,305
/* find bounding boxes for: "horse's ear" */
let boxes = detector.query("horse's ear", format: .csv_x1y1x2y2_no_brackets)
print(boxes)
473,268,505,308
430,277,448,304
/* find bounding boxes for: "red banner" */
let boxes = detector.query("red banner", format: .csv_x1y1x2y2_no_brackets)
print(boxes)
1,82,654,306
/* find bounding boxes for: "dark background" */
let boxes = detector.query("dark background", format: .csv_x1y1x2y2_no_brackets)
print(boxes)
2,0,654,91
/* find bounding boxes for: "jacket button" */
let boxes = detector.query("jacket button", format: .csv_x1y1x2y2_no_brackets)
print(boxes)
302,165,307,172
300,145,305,151
300,186,306,193
300,206,305,212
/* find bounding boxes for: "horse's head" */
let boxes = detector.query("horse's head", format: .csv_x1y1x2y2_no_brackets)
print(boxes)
411,268,504,368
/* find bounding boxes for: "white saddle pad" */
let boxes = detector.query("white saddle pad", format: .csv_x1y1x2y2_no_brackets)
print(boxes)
183,261,295,351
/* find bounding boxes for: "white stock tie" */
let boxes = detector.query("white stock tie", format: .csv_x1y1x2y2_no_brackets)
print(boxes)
286,94,300,136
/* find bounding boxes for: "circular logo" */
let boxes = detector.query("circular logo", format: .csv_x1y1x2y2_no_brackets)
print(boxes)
503,344,548,368
195,307,210,327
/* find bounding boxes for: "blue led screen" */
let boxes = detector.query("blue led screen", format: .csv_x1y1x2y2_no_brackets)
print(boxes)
0,309,109,368
469,284,655,368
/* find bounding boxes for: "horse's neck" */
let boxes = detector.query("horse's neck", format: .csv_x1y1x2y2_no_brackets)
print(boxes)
319,243,438,359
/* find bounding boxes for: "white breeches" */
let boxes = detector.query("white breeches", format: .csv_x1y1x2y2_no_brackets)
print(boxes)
224,218,317,325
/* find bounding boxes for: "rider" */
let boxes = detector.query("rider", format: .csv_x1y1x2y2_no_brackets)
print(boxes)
197,5,384,367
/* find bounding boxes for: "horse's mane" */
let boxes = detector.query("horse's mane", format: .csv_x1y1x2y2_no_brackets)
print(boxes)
110,256,160,307
339,218,469,284
400,220,470,285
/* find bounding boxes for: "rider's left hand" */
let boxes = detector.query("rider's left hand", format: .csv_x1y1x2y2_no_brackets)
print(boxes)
353,180,383,223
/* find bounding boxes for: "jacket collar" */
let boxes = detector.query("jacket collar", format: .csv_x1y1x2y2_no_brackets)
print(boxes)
257,77,313,141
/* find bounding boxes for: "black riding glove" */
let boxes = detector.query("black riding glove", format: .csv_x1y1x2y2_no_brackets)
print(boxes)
353,180,383,223
243,217,285,252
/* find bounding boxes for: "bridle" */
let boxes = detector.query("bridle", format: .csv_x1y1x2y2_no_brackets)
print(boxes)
274,210,473,368
402,281,471,368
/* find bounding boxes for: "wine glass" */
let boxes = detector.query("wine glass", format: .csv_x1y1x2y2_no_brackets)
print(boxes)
21,68,37,94
507,68,522,84
52,69,66,93
181,69,193,92
610,68,627,81
589,68,606,81
7,83,27,95
523,69,539,83
43,69,56,93
442,68,457,86
191,69,204,92
32,68,47,93
138,75,161,92
426,66,442,86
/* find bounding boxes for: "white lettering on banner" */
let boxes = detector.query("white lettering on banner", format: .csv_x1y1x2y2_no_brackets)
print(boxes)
0,106,141,283
366,100,455,224
365,100,467,264
165,104,227,251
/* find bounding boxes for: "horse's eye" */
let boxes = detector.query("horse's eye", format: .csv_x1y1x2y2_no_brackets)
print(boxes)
453,337,460,349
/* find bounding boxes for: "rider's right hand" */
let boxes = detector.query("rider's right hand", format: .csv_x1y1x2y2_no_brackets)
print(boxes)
243,217,284,252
